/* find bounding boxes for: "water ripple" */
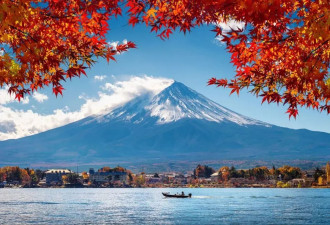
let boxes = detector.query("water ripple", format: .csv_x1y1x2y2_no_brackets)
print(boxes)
0,188,329,224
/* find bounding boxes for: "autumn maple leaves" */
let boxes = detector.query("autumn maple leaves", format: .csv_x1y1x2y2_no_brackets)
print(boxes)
0,0,329,117
128,0,330,117
0,0,135,99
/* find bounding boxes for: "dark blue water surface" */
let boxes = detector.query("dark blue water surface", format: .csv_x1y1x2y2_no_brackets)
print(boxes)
0,188,329,224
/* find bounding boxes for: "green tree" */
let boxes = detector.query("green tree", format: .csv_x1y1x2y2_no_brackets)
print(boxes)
314,167,325,182
229,166,239,178
64,173,79,185
194,165,215,178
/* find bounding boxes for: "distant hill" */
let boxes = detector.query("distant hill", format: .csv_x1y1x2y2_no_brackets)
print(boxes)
0,81,329,169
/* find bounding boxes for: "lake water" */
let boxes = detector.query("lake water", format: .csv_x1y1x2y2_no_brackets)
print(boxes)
0,188,329,224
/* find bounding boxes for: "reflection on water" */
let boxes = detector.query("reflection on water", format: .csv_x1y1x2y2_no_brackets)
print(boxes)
0,188,329,224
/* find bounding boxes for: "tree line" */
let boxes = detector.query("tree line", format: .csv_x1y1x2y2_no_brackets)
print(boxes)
193,164,318,181
0,166,45,187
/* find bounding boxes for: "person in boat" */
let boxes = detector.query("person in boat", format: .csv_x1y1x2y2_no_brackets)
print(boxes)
181,191,184,196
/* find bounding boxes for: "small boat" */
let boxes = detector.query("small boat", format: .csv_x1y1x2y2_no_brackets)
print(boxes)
162,192,192,198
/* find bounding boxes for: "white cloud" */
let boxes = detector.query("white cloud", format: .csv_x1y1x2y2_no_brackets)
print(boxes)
107,39,129,54
21,97,29,104
33,92,48,103
215,20,245,44
108,41,119,49
0,87,15,105
0,76,173,141
94,75,107,81
0,86,29,105
217,20,245,33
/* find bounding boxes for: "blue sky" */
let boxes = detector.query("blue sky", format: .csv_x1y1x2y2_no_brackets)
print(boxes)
0,16,329,140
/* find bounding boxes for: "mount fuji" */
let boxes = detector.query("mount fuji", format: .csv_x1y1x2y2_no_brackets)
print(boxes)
0,81,329,168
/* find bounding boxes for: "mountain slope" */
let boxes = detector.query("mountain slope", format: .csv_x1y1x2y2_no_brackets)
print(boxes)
0,81,329,167
93,82,267,126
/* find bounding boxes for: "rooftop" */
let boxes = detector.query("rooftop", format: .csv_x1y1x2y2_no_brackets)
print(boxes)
45,169,73,174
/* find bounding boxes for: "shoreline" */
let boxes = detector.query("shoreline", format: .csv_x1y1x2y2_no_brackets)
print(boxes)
1,186,329,189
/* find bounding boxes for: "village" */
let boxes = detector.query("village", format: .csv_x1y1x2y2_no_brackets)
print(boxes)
1,163,330,189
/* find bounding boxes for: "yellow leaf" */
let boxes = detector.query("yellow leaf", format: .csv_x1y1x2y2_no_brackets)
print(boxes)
147,8,157,18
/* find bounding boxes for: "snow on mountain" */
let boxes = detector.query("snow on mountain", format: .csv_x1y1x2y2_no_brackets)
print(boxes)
91,81,269,127
147,82,267,125
0,76,174,141
1,80,329,167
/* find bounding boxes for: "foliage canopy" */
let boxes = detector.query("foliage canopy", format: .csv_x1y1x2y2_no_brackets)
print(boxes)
0,0,329,117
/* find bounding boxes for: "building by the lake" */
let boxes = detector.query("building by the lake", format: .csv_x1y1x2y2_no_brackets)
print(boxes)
89,168,127,184
45,169,73,185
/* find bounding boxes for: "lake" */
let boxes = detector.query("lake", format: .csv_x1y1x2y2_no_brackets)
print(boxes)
0,188,329,224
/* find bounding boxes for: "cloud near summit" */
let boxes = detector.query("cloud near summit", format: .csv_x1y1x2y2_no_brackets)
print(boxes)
0,76,173,141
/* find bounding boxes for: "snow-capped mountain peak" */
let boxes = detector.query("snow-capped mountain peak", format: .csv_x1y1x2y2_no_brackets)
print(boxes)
96,81,269,127
2,81,329,167
146,82,267,126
